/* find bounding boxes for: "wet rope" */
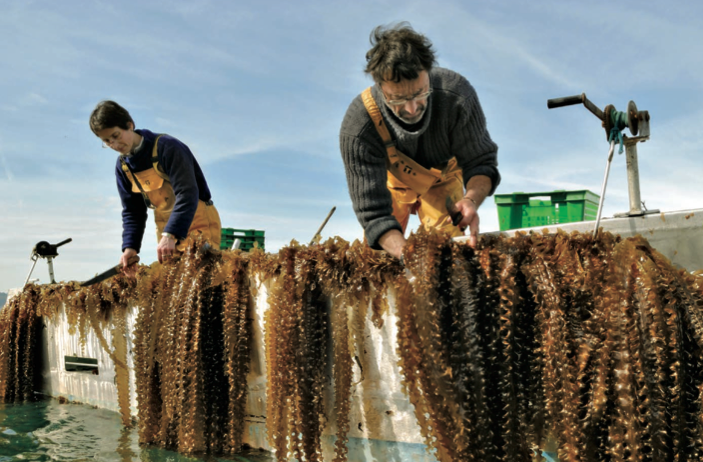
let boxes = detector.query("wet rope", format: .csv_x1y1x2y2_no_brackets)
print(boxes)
608,110,628,154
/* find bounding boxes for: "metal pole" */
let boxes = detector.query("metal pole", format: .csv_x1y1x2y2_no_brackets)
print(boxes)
593,140,617,237
625,138,644,216
47,256,56,284
24,255,39,286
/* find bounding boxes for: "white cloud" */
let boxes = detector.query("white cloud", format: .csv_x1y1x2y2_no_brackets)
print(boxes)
25,93,49,105
154,117,175,128
0,155,13,182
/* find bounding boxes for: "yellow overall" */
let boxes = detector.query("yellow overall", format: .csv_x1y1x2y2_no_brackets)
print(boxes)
121,135,222,249
361,88,465,237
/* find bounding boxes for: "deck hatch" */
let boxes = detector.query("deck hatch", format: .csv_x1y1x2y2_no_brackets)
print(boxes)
64,355,98,373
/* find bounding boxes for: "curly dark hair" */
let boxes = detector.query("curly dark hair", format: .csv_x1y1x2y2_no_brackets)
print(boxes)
364,22,437,83
89,100,134,135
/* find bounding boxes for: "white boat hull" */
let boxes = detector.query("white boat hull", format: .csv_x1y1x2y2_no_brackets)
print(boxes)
38,208,703,461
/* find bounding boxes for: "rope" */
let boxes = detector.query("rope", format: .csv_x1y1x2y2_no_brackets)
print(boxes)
608,110,628,154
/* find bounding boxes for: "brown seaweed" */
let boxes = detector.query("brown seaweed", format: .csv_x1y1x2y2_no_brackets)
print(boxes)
2,229,703,462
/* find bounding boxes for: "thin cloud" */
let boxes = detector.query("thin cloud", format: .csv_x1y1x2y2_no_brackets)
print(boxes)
418,2,584,90
24,93,49,105
154,117,176,128
1,155,13,182
2,0,703,291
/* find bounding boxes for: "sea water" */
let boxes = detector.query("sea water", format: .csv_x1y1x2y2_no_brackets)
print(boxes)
0,399,274,462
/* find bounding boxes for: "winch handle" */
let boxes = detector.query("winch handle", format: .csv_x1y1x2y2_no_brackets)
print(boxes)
547,95,583,108
547,93,604,121
55,238,72,248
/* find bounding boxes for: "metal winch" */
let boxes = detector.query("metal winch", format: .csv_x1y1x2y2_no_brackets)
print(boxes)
24,238,72,286
547,93,656,235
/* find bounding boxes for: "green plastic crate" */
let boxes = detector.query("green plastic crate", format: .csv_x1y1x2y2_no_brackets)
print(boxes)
494,190,600,231
221,228,265,238
220,228,265,251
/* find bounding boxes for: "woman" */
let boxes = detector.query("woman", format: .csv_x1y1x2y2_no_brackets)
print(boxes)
90,100,221,274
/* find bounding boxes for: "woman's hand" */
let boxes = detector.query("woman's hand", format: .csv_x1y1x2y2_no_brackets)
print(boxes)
120,248,139,278
157,233,177,263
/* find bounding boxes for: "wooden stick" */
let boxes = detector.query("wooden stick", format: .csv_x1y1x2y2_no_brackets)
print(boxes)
309,206,336,245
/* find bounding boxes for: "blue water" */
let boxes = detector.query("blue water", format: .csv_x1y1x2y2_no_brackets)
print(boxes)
0,399,560,461
0,399,274,461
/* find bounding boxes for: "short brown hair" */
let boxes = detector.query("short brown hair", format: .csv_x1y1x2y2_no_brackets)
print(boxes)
364,22,437,83
89,100,134,135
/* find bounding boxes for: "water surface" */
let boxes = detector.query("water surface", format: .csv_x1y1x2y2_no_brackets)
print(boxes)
0,399,274,461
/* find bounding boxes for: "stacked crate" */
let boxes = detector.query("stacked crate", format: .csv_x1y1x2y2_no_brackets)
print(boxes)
220,228,265,251
494,190,600,231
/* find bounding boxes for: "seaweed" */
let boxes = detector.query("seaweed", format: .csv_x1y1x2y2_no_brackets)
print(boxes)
2,229,703,462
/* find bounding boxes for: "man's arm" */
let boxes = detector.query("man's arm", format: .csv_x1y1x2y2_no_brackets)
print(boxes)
464,174,492,207
340,122,403,251
450,76,500,198
443,75,499,248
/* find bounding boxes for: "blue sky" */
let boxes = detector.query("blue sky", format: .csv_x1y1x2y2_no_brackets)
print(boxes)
2,1,702,291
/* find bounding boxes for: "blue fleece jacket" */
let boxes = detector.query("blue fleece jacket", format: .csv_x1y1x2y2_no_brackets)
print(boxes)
115,129,212,253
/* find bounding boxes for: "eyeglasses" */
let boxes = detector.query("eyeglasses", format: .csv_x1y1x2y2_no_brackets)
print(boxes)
384,89,433,107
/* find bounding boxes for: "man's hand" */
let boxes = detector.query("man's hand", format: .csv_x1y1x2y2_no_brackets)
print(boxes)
378,229,406,260
120,248,139,278
447,198,480,248
157,233,177,263
379,229,417,282
449,175,492,248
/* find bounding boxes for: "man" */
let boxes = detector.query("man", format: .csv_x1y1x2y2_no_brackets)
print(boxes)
339,23,499,259
89,100,221,274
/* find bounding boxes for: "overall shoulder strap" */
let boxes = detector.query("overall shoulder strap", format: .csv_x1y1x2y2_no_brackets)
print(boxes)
120,158,131,175
361,87,398,161
119,157,154,209
150,135,170,181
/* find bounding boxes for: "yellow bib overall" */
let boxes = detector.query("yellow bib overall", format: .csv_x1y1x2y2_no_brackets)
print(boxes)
121,135,222,248
361,88,464,237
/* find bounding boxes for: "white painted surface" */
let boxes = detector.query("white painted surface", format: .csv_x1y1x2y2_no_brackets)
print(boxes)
461,208,703,273
40,304,138,414
37,208,703,460
38,275,437,460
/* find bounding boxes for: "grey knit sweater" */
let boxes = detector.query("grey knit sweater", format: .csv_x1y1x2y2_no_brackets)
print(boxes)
339,67,500,249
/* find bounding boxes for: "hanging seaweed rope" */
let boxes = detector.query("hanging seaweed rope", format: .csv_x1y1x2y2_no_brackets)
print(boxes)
263,243,331,462
0,240,254,457
390,228,703,462
2,230,703,462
